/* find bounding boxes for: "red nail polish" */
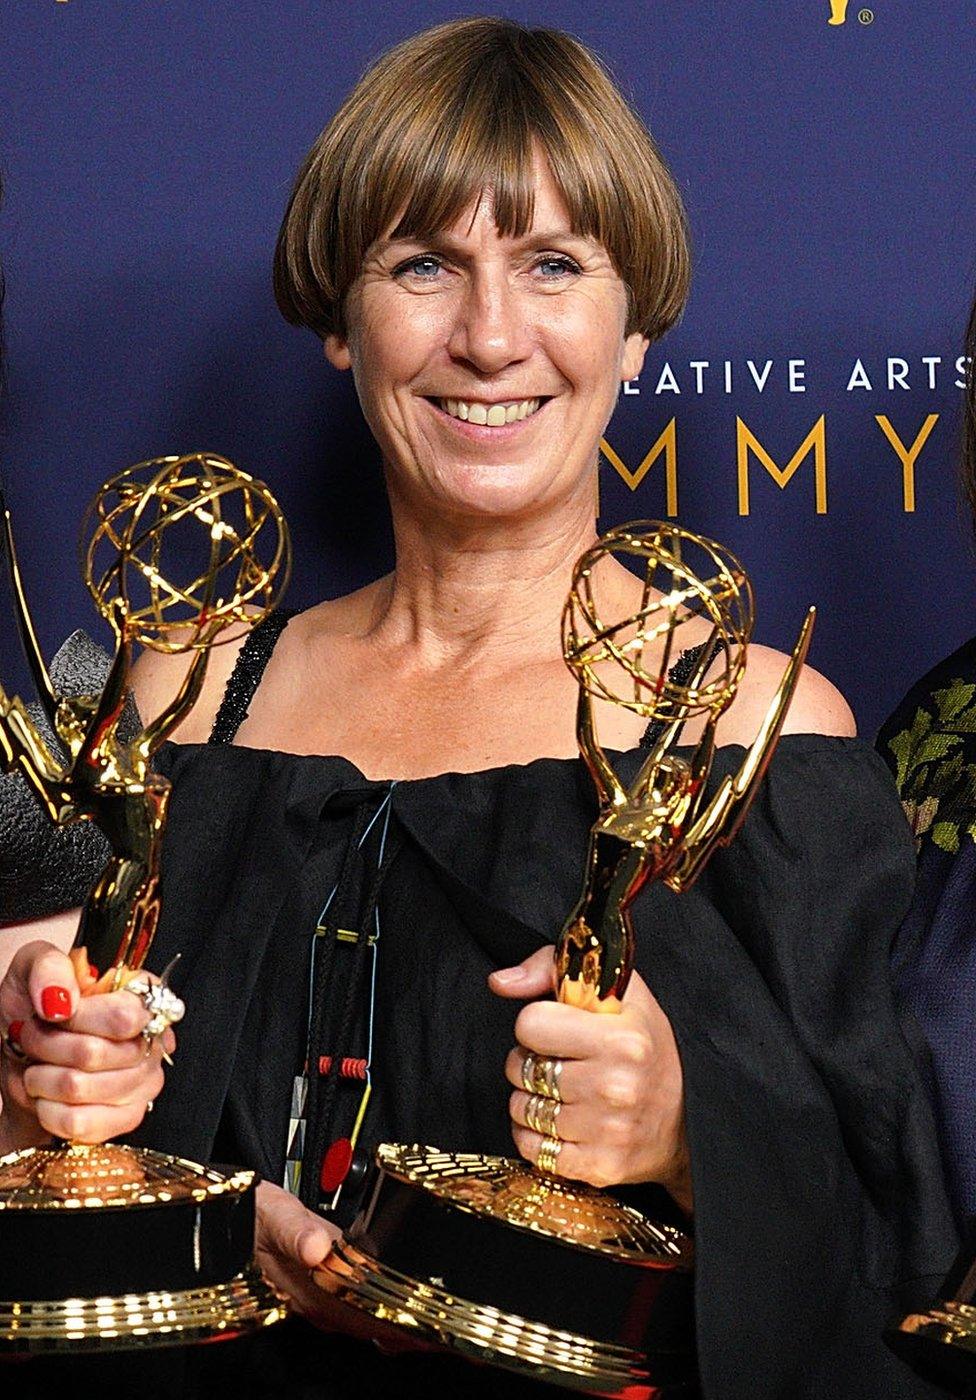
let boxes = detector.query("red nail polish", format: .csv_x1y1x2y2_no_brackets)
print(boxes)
88,964,99,983
40,986,71,1020
7,1020,23,1047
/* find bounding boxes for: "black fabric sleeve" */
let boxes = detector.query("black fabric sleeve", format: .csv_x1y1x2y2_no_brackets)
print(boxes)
629,737,957,1399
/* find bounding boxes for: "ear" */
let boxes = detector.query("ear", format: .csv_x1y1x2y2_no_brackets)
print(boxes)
324,333,352,372
621,332,649,384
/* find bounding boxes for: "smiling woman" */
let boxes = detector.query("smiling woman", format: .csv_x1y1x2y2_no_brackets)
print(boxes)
0,17,956,1400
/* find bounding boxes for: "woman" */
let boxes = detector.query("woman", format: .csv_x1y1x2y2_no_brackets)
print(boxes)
0,19,957,1399
878,292,976,1229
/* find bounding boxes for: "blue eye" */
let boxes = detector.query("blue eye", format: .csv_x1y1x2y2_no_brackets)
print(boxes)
396,255,443,280
535,255,581,279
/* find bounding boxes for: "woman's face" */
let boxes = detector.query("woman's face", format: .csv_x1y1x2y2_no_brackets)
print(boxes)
326,152,649,525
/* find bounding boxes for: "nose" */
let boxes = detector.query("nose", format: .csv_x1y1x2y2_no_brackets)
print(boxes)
446,269,532,376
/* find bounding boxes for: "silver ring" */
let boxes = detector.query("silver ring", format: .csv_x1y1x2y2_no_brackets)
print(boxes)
124,976,185,1047
521,1052,538,1094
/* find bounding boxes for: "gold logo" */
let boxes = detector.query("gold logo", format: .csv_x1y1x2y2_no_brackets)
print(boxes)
829,2,874,24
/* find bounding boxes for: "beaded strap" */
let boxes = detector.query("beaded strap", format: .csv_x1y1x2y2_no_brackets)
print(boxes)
208,609,296,745
639,641,712,750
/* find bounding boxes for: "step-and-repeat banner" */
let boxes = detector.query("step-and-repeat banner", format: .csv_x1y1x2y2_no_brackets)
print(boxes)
0,0,972,735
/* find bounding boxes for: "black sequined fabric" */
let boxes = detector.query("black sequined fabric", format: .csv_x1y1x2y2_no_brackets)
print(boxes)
639,641,710,749
209,608,296,745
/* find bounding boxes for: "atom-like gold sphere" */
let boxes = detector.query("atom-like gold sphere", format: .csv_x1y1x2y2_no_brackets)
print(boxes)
562,521,753,722
82,453,291,654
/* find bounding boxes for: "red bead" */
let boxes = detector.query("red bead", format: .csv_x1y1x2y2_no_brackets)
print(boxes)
320,1138,353,1193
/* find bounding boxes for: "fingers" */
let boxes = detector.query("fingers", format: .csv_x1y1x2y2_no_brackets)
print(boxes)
30,1099,157,1145
256,1181,338,1270
488,944,557,1000
23,1051,166,1109
511,972,664,1064
66,989,152,1041
508,1089,578,1143
509,1121,600,1188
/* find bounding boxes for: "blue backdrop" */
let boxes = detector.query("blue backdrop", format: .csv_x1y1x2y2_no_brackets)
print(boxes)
1,0,973,735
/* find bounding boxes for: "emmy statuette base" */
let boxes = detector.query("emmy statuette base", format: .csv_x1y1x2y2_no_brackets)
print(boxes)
0,1142,287,1356
314,1145,697,1398
0,1266,285,1357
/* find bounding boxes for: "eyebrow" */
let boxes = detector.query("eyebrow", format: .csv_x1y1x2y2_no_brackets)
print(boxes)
375,228,595,256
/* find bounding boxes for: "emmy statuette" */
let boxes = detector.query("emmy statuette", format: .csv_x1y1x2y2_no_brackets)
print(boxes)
0,453,290,1354
315,522,814,1397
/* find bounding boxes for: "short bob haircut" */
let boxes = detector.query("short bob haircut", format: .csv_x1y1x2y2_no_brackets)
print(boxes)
274,18,690,344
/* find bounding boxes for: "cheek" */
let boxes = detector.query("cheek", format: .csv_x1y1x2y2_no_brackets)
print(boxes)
546,299,627,398
353,295,449,399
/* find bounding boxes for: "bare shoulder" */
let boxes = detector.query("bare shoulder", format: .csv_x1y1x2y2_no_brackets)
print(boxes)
128,581,389,744
717,643,856,743
129,630,248,743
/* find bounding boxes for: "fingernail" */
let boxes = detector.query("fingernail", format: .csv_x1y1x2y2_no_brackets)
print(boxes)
88,964,99,983
492,967,524,985
40,986,71,1020
7,1020,24,1052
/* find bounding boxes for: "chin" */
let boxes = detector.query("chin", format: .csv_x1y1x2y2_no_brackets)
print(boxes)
432,462,563,520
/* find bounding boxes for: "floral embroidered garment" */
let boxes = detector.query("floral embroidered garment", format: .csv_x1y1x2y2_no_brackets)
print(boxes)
879,634,976,1221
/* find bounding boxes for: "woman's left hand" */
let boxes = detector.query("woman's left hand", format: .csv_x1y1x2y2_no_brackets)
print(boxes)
490,945,692,1213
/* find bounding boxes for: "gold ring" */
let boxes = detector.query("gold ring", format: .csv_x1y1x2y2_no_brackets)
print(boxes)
524,1094,545,1135
543,1057,564,1103
521,1052,538,1094
529,1055,564,1101
537,1096,561,1138
536,1135,562,1176
529,1056,551,1096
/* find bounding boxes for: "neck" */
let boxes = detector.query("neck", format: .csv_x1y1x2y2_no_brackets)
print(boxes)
371,482,600,665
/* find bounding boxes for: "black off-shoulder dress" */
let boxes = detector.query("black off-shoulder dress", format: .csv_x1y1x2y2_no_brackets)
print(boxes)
88,724,953,1400
8,620,958,1399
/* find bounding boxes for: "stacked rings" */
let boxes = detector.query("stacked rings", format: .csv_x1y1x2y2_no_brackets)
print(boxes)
525,1093,561,1138
536,1136,562,1176
521,1052,564,1103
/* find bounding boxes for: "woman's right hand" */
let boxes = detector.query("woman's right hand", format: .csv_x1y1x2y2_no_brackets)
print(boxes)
0,940,172,1153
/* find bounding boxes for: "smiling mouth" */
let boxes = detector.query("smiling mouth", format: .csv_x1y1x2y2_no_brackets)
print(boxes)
433,397,545,426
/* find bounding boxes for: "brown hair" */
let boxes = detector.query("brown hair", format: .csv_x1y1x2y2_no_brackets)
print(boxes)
274,17,690,342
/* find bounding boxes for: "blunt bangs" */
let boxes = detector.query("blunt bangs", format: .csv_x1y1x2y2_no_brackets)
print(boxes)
274,19,690,342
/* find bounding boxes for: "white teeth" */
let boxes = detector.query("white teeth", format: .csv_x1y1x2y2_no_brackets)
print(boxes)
438,397,541,425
